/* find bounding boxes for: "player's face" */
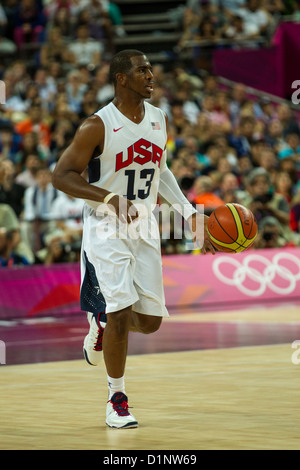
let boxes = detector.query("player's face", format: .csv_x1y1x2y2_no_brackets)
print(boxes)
126,55,154,98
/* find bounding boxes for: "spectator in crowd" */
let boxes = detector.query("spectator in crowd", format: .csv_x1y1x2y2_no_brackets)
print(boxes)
77,88,98,121
213,134,238,167
1,80,28,116
33,191,84,264
291,0,300,20
15,100,51,149
15,153,42,188
194,113,217,148
274,170,295,206
48,3,76,38
169,99,191,136
243,167,291,234
14,131,47,170
65,68,88,114
218,171,245,203
223,13,262,45
192,175,224,214
39,26,69,68
0,28,17,56
67,23,103,68
22,166,60,251
0,159,25,217
36,229,81,264
237,0,270,36
218,0,246,17
93,63,114,105
255,146,278,182
256,97,276,124
208,90,232,134
49,191,84,242
200,141,224,175
261,0,285,19
13,0,46,50
179,0,225,50
0,121,22,162
265,118,285,152
0,168,33,264
76,5,114,53
168,157,195,182
229,115,256,157
21,81,41,112
278,131,300,169
0,2,8,37
229,82,248,126
278,156,299,191
173,85,201,126
254,216,292,249
49,118,76,166
290,189,300,233
276,103,300,137
33,67,57,111
0,226,30,266
22,166,58,221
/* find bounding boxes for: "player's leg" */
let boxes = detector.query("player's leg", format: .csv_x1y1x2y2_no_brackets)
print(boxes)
104,234,168,428
103,308,161,429
103,305,139,428
131,231,169,323
103,306,132,378
80,239,107,366
80,210,136,368
102,308,162,377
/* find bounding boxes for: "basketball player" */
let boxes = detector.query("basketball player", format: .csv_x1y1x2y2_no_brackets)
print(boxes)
52,49,215,429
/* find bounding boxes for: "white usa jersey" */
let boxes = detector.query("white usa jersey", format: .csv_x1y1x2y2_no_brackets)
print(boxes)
85,101,167,214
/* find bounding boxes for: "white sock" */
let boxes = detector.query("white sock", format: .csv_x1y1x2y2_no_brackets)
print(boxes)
107,375,125,400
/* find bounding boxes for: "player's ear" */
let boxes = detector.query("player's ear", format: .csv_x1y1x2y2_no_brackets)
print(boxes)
116,72,127,87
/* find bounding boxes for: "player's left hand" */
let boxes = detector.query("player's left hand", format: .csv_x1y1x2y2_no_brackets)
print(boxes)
188,213,215,255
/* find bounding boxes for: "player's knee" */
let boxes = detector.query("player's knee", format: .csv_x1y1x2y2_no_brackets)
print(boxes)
143,319,161,334
134,314,162,334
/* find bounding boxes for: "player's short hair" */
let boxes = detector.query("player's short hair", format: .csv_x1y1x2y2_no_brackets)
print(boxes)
109,49,145,87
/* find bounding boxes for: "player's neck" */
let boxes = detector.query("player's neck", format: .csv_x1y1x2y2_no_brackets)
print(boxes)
113,96,145,123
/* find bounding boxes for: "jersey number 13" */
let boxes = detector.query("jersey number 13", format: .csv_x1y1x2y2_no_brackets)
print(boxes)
125,168,155,200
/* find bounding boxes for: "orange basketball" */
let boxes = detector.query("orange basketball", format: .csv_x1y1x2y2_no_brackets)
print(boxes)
207,203,258,253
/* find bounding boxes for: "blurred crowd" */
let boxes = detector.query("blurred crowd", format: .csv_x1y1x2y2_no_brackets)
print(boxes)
176,0,300,69
177,0,299,47
1,0,300,267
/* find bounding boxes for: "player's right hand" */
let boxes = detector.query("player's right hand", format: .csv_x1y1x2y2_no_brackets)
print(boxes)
110,195,139,224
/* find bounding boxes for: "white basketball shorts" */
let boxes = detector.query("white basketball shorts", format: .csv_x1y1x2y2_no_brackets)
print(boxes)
80,205,169,318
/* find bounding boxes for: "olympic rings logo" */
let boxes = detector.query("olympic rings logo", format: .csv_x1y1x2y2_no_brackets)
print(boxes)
212,252,300,297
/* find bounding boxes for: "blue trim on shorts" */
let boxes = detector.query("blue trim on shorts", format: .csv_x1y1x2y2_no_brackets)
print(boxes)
80,251,106,314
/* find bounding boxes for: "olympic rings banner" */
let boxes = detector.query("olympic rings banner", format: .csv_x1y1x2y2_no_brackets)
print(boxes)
163,247,300,310
0,247,300,319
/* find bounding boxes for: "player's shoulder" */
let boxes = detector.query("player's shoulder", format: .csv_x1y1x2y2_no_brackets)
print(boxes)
71,114,104,149
78,113,104,135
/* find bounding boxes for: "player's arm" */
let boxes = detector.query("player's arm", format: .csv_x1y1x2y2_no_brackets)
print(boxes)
52,115,137,223
52,115,108,201
159,114,215,254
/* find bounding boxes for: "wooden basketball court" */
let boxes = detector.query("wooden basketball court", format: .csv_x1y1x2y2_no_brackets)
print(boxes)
1,305,300,450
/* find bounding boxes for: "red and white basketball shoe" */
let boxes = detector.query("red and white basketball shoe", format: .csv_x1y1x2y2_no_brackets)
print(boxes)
106,392,138,429
83,311,106,366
